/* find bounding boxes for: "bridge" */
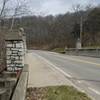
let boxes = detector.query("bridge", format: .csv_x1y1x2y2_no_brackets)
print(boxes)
0,30,100,100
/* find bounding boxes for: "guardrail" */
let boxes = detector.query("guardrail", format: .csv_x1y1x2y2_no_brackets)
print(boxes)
0,71,17,100
65,48,100,58
11,64,28,100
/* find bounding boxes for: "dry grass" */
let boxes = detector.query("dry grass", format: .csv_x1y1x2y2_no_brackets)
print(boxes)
26,86,91,100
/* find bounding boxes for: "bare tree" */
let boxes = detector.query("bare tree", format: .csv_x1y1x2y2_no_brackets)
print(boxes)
10,0,30,31
72,4,83,13
0,0,10,72
0,0,10,27
0,0,8,17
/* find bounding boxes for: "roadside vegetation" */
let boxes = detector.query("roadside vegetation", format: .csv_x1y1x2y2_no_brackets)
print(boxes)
26,86,91,100
1,4,100,50
51,48,65,54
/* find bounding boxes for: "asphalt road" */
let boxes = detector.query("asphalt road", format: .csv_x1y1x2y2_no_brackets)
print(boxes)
31,50,100,100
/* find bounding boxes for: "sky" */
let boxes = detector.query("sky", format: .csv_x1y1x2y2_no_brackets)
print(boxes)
0,0,99,16
27,0,100,15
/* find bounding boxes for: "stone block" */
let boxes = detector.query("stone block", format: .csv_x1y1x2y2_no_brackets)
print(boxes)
16,43,22,48
5,79,16,88
15,56,19,59
10,64,15,67
16,64,23,67
0,88,9,100
7,51,12,55
15,60,22,64
10,56,16,59
11,54,18,56
6,44,13,48
13,41,18,43
18,49,23,52
18,52,23,56
14,67,22,71
2,71,17,78
7,60,11,64
7,67,13,71
0,78,16,88
12,50,18,54
11,48,20,51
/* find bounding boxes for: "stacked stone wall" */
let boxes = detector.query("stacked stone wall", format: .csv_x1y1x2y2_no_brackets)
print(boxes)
6,40,24,71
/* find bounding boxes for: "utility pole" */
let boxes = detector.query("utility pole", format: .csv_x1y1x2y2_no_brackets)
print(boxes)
76,16,83,49
80,16,83,48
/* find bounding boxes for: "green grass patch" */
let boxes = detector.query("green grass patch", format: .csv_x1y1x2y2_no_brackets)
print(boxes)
26,86,91,100
52,48,65,54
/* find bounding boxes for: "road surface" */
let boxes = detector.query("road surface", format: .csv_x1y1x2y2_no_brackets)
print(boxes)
30,50,100,100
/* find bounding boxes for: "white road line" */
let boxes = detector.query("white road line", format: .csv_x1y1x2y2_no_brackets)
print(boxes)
88,87,100,95
32,52,100,100
34,53,72,78
33,52,88,94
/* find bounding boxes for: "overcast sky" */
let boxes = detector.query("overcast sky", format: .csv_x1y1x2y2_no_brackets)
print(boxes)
4,0,100,16
27,0,100,15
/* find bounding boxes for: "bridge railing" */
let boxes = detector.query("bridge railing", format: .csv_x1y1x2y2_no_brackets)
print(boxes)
11,64,28,100
65,48,100,57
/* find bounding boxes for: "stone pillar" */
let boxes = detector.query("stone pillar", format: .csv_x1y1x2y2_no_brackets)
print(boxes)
6,40,24,71
5,29,27,72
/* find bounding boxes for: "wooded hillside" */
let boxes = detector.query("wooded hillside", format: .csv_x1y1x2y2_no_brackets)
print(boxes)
3,5,100,50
